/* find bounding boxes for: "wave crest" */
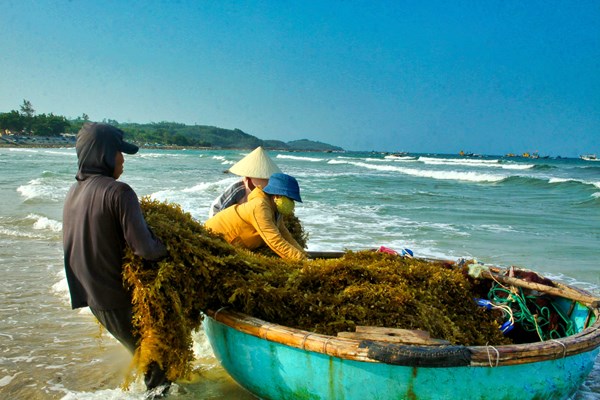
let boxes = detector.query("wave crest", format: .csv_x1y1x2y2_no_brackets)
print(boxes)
277,154,324,162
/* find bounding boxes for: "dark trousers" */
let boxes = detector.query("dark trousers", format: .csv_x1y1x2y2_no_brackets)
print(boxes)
90,307,170,391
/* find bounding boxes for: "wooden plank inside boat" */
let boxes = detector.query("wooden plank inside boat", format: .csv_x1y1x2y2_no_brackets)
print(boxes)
338,326,451,345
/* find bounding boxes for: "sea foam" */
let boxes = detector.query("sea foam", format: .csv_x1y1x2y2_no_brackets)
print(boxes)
328,159,505,183
0,373,20,387
138,152,184,159
418,157,534,170
0,227,45,239
29,214,62,232
276,154,325,162
383,155,417,161
8,148,38,153
43,150,76,157
17,177,70,202
549,177,600,189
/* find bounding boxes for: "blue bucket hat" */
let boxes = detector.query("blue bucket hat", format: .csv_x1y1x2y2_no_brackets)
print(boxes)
263,173,302,202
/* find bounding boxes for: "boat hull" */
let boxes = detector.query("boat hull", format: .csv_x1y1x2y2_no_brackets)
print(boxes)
204,314,599,400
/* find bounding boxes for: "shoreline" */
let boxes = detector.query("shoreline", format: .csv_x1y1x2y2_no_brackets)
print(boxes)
0,136,343,153
0,139,589,159
0,142,341,153
0,133,344,153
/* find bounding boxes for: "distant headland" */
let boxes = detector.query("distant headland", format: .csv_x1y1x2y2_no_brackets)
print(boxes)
0,100,344,152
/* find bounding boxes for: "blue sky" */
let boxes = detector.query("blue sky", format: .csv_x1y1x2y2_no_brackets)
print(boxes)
1,1,598,156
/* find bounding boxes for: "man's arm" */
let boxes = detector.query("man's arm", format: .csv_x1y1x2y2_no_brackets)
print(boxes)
119,186,167,260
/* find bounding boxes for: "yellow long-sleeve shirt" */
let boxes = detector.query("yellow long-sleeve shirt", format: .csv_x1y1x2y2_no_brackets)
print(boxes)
205,188,306,261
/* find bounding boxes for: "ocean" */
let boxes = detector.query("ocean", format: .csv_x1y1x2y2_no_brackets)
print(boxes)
0,146,598,399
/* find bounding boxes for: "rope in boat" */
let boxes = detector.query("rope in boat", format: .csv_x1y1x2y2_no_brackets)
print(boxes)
485,343,500,368
301,332,315,350
487,284,577,340
550,339,567,359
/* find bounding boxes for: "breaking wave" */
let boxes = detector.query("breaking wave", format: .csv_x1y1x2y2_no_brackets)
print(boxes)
276,154,325,162
418,157,534,170
328,159,504,183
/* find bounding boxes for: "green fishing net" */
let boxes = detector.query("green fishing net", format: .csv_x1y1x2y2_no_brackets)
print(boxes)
122,198,508,384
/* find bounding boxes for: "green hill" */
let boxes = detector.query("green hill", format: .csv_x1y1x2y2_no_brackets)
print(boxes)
0,101,344,151
117,122,343,151
287,139,343,152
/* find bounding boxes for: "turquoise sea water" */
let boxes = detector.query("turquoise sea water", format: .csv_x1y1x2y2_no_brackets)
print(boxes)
0,147,598,399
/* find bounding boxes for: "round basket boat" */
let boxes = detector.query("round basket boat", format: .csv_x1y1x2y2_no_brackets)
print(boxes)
203,260,600,400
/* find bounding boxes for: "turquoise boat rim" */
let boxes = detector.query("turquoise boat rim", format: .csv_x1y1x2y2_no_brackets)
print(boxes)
205,292,600,368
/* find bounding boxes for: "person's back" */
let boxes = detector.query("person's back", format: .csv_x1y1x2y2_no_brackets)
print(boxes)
62,122,169,396
63,123,166,310
64,175,136,309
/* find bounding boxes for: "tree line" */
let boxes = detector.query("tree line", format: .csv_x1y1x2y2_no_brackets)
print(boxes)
0,100,207,146
0,100,343,151
0,100,259,148
0,100,77,136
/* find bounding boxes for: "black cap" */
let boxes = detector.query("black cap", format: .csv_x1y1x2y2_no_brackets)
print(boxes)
118,133,139,154
78,122,139,155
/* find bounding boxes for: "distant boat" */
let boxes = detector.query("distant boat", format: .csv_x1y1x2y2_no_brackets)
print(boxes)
580,154,598,161
384,152,410,159
459,150,474,157
523,152,540,159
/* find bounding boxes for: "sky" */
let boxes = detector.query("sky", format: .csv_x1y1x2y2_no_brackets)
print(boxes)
1,1,598,156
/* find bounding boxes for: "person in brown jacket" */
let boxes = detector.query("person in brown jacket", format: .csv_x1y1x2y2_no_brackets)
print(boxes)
205,173,307,260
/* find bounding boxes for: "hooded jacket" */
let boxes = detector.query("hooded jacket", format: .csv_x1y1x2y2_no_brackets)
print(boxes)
63,123,166,310
205,187,306,261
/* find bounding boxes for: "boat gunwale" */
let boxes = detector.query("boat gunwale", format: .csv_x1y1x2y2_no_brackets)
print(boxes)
205,302,600,368
205,275,600,367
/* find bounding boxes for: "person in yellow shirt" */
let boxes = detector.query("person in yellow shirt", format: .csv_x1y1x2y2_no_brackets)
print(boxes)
205,173,307,261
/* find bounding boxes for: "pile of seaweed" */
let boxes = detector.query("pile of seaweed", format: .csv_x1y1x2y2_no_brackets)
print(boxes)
122,198,509,384
283,213,309,249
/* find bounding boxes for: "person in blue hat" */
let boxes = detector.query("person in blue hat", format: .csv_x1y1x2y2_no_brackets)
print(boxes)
205,173,307,260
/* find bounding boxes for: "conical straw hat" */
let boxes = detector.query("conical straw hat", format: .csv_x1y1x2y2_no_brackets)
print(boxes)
228,146,281,179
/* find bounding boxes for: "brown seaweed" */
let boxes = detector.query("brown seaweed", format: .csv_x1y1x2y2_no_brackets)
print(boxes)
122,198,509,385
